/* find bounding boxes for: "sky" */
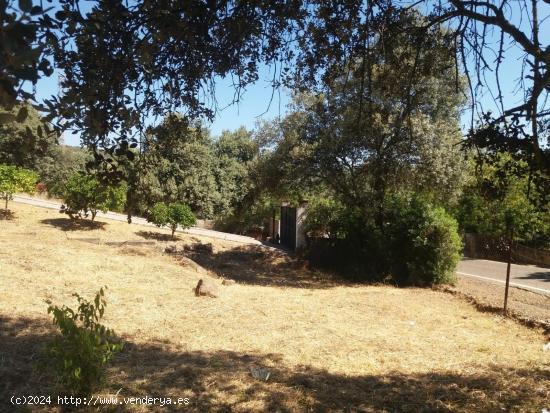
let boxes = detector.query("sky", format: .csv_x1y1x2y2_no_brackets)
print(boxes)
32,1,549,147
34,66,292,147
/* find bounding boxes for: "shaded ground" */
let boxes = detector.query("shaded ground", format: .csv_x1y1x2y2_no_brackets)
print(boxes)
184,243,345,289
2,316,549,413
40,217,107,231
0,209,15,220
1,203,549,412
136,230,182,242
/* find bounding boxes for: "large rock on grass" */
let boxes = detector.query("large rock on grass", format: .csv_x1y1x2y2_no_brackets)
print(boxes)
194,279,219,298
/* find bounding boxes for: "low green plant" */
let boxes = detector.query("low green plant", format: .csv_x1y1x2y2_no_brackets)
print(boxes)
0,164,38,209
148,202,196,239
44,287,123,396
60,173,126,221
385,196,462,286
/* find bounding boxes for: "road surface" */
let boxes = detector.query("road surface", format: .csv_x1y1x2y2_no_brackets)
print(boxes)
457,258,550,296
12,194,261,245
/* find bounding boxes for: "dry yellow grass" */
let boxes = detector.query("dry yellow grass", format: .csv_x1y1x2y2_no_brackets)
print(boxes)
0,203,549,412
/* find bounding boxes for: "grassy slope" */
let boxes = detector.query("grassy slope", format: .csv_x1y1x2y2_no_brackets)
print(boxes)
0,203,548,412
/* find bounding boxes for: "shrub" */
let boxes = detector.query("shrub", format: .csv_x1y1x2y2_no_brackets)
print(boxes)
36,181,47,194
60,173,126,221
385,197,462,286
303,197,348,238
44,287,123,396
148,202,196,239
0,164,38,209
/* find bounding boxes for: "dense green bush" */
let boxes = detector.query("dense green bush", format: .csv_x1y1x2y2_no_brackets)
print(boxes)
0,164,38,209
148,202,196,239
60,173,126,221
385,197,462,286
303,197,348,238
44,288,123,396
305,196,462,286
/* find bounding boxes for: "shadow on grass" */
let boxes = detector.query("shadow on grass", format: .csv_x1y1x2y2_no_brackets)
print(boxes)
40,218,107,231
0,209,15,220
1,314,548,412
136,230,180,242
184,244,348,289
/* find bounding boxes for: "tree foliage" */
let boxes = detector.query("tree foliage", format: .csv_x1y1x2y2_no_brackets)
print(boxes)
60,173,126,221
0,163,37,209
0,102,57,167
148,202,196,239
455,153,550,246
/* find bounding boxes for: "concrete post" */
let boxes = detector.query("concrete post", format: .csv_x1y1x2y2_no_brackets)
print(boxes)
295,200,308,250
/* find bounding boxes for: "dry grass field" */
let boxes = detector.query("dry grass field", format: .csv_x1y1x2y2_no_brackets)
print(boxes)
1,203,549,412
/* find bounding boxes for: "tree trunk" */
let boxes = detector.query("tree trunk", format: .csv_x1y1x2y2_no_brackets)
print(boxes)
4,195,8,210
171,226,176,240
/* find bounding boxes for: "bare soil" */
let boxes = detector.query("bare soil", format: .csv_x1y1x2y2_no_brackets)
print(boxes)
446,277,550,331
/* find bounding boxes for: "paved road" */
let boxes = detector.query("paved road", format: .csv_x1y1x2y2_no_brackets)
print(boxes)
457,259,550,295
13,195,261,245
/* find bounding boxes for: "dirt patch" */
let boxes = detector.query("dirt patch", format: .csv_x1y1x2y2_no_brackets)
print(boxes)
445,277,550,334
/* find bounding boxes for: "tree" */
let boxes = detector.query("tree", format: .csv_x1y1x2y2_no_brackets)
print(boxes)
214,127,260,217
148,202,196,240
60,173,126,221
35,145,91,197
0,102,58,168
0,164,37,209
273,11,467,224
135,115,221,219
428,1,549,166
0,2,54,116
454,153,550,246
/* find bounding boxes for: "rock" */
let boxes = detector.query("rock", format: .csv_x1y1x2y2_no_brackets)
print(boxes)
222,279,236,286
195,279,219,297
179,257,208,274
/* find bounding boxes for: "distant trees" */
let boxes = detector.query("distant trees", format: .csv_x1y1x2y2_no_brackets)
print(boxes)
0,103,57,168
454,153,550,247
148,202,196,240
60,173,126,221
0,164,37,210
0,102,90,196
126,115,260,222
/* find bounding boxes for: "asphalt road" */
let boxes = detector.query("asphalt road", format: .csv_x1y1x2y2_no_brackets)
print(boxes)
12,194,261,245
457,258,550,295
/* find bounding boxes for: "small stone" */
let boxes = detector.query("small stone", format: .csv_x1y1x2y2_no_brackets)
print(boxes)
222,279,236,286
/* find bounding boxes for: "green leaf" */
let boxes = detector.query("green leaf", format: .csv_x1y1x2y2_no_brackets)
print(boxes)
16,106,29,122
0,113,16,124
19,0,33,13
